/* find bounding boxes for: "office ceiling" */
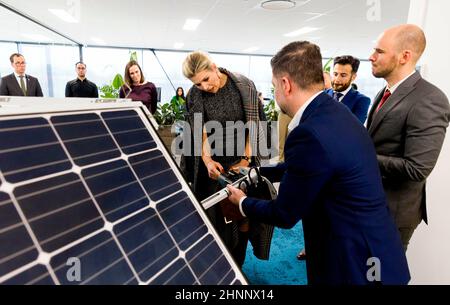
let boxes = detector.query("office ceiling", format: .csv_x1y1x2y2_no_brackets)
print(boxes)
0,0,410,58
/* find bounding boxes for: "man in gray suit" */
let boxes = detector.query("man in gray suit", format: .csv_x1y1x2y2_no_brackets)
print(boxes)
368,24,450,251
0,53,43,97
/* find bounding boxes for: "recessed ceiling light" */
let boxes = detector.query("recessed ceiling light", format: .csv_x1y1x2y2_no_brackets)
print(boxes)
22,33,52,42
174,42,184,49
261,0,296,10
242,46,260,53
183,19,202,31
284,26,319,37
48,9,79,23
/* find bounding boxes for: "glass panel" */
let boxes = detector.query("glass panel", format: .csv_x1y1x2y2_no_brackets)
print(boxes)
148,51,190,104
0,42,18,79
211,53,250,76
249,55,273,101
83,47,142,96
48,45,80,98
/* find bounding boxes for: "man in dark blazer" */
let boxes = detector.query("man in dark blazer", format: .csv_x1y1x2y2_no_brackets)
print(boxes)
368,24,450,251
226,41,410,285
0,53,43,97
325,55,371,124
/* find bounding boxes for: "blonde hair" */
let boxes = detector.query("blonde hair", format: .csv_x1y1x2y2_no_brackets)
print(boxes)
182,51,214,79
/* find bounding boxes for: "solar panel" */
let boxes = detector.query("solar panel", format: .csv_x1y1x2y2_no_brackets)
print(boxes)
0,98,247,285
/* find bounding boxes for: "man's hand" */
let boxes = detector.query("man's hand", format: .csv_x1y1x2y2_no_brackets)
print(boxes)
226,184,246,205
205,160,224,180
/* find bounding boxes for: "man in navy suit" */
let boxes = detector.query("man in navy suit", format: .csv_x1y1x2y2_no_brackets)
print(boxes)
0,53,43,97
325,55,370,124
226,41,410,285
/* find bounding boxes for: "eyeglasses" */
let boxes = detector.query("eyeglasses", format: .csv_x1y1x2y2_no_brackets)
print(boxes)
13,62,26,66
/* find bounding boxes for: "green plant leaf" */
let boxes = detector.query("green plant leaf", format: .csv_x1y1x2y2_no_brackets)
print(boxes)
129,51,138,62
323,57,333,73
112,74,124,90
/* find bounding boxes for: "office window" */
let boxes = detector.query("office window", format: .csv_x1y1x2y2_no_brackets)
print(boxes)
48,45,80,97
0,42,18,79
148,51,191,104
249,55,273,101
352,61,385,102
83,47,142,96
212,53,250,76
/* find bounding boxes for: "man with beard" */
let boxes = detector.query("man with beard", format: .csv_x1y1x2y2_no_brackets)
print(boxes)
326,55,370,124
367,24,449,251
65,62,99,98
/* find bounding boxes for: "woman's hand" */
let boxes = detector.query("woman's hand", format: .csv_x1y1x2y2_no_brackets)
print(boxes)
230,159,250,174
205,160,225,180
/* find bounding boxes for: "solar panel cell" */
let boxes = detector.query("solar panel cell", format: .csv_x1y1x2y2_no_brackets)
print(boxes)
113,208,178,282
51,114,121,166
14,173,104,252
82,160,149,222
0,117,71,183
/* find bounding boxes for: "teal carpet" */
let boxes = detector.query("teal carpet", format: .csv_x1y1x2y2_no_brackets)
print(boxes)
242,221,308,285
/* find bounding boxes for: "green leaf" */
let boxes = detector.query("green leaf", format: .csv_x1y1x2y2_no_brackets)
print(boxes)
112,74,124,90
323,57,333,73
129,51,138,62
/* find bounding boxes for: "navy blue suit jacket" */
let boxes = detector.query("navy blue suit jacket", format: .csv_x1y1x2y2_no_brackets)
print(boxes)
326,88,370,124
242,92,410,285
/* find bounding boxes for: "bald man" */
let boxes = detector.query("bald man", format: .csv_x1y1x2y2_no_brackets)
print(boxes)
367,24,450,251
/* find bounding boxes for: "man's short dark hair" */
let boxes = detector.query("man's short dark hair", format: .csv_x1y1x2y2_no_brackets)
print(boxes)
75,61,86,68
271,41,324,89
10,53,24,63
333,55,360,73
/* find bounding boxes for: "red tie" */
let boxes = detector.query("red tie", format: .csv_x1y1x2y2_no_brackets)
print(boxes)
376,89,391,112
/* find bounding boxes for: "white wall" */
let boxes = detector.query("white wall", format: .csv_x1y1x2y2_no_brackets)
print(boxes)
407,0,450,284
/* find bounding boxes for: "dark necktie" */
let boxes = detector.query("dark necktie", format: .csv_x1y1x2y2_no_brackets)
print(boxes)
19,75,27,96
332,91,343,102
375,89,391,112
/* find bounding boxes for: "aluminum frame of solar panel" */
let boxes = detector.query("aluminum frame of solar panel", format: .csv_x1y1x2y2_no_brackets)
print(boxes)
0,98,248,285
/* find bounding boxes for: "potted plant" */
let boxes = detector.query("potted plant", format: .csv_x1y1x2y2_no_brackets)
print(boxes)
98,73,124,98
153,97,186,151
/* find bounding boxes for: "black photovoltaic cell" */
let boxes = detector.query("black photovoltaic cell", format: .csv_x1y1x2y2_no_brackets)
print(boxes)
50,231,137,285
151,258,198,285
14,173,104,253
0,117,71,183
3,264,54,285
0,192,38,278
0,108,245,285
101,110,156,154
186,235,235,285
51,114,121,166
114,208,179,282
157,191,208,250
129,150,182,202
82,160,149,222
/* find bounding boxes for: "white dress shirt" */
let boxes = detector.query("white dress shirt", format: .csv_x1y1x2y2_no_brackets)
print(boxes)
386,70,416,94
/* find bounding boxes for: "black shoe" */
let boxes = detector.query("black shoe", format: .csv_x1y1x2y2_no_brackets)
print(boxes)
296,249,306,260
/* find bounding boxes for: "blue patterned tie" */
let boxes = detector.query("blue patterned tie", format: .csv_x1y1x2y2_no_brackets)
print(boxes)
332,91,343,102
